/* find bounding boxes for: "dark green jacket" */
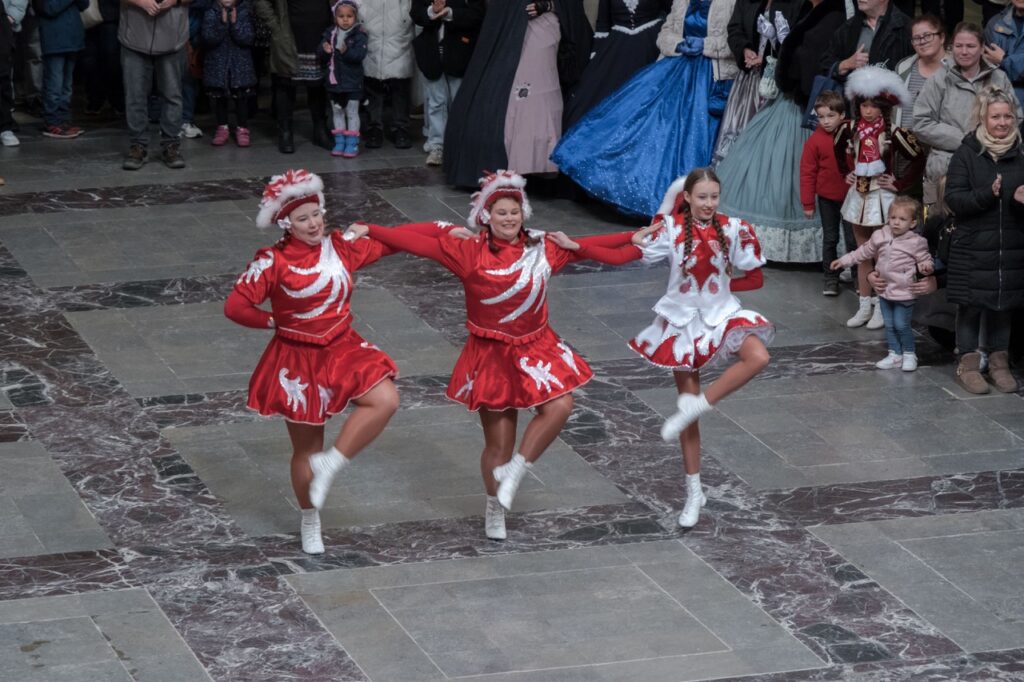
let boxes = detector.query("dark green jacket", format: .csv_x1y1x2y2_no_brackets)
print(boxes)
253,0,296,76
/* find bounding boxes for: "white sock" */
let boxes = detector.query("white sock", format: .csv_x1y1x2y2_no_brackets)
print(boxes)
324,446,348,470
331,103,345,131
345,100,360,132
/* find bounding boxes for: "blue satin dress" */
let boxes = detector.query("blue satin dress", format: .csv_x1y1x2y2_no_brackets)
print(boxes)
551,0,722,217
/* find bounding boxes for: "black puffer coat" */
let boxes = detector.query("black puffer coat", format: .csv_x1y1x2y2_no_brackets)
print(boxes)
944,133,1024,311
775,0,846,107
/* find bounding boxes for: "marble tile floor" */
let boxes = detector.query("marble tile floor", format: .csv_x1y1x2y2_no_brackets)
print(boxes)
0,138,1022,680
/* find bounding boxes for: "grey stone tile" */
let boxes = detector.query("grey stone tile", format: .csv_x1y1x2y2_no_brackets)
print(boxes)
291,544,818,681
14,493,102,532
0,442,50,461
811,512,1024,652
0,532,46,560
0,617,113,668
175,413,627,535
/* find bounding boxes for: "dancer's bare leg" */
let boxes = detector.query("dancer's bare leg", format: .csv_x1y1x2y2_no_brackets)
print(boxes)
308,379,400,510
480,408,517,496
287,422,324,509
673,371,702,475
333,379,400,457
518,393,574,463
703,336,770,405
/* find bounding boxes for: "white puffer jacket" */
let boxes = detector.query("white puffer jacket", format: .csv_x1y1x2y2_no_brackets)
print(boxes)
361,0,416,80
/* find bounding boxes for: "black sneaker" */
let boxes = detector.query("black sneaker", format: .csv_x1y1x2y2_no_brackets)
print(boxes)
823,279,840,297
365,127,384,149
122,144,148,170
392,128,412,149
162,143,186,169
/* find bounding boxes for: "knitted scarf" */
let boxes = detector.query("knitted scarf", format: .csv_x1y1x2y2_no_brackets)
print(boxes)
975,125,1022,161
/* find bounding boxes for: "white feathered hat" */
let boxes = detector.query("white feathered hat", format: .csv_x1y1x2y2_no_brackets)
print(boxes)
844,65,913,109
468,170,533,229
256,169,325,228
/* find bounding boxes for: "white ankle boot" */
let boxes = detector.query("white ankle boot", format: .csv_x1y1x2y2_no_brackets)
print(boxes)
309,447,348,509
661,393,712,442
493,453,530,510
901,352,918,371
866,297,884,329
678,473,706,528
300,508,324,554
846,296,873,327
485,495,507,540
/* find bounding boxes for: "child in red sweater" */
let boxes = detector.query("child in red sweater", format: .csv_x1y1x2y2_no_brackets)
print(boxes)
800,90,853,297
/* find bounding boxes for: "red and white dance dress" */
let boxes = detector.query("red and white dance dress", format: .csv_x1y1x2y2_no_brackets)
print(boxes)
225,225,448,425
629,214,775,371
366,223,642,411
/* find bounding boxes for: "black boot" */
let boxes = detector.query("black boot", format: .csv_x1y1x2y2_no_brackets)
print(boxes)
278,120,295,154
308,86,333,150
273,78,296,154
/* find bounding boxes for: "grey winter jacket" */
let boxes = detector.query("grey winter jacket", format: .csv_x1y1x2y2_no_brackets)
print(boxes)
3,0,30,31
119,0,189,55
912,59,1022,182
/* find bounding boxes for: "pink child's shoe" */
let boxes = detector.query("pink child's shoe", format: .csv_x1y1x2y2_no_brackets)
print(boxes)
211,125,230,146
235,127,251,147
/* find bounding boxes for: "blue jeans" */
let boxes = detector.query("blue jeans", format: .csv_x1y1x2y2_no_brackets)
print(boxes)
879,297,916,354
42,53,75,126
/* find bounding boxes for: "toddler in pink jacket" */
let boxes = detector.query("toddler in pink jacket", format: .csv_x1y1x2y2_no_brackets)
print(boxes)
831,196,934,371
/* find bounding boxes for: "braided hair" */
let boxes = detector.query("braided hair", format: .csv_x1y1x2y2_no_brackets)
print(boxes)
674,167,730,268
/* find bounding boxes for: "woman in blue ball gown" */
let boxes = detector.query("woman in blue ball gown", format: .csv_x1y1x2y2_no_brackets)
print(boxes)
551,0,736,217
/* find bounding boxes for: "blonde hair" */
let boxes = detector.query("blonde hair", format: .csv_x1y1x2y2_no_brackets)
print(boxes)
889,195,921,221
971,86,1021,130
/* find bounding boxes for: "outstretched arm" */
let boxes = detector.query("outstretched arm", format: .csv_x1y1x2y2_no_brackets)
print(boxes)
572,232,643,265
364,223,469,277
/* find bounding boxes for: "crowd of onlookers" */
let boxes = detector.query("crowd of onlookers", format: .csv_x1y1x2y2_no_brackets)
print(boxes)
0,0,485,170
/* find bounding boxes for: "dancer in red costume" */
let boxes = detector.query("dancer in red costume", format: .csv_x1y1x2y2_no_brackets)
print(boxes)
225,169,459,554
348,171,657,540
631,167,773,529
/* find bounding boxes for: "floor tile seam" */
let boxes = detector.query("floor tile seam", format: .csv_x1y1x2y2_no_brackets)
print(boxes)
287,592,371,682
630,563,735,654
442,648,820,680
364,561,638,594
844,541,975,656
83,612,145,681
895,526,1024,542
790,448,1024,470
365,588,449,679
890,539,984,609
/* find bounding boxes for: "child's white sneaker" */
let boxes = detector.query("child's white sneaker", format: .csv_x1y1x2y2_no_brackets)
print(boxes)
866,297,885,329
875,351,903,369
839,268,853,283
901,353,918,371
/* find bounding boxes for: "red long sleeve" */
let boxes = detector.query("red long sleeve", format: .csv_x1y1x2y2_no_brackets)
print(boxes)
570,232,642,265
225,290,273,328
730,268,764,292
366,224,454,272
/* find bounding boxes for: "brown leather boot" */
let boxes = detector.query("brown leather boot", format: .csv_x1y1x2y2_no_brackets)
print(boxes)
955,352,990,394
987,351,1019,393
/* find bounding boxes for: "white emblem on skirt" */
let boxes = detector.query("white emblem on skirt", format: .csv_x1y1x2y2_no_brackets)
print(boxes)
317,385,333,418
279,369,308,412
557,341,579,374
454,373,475,399
519,357,564,393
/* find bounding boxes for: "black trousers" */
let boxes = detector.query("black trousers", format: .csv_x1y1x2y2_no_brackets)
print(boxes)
209,88,250,127
818,196,857,280
364,77,410,132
